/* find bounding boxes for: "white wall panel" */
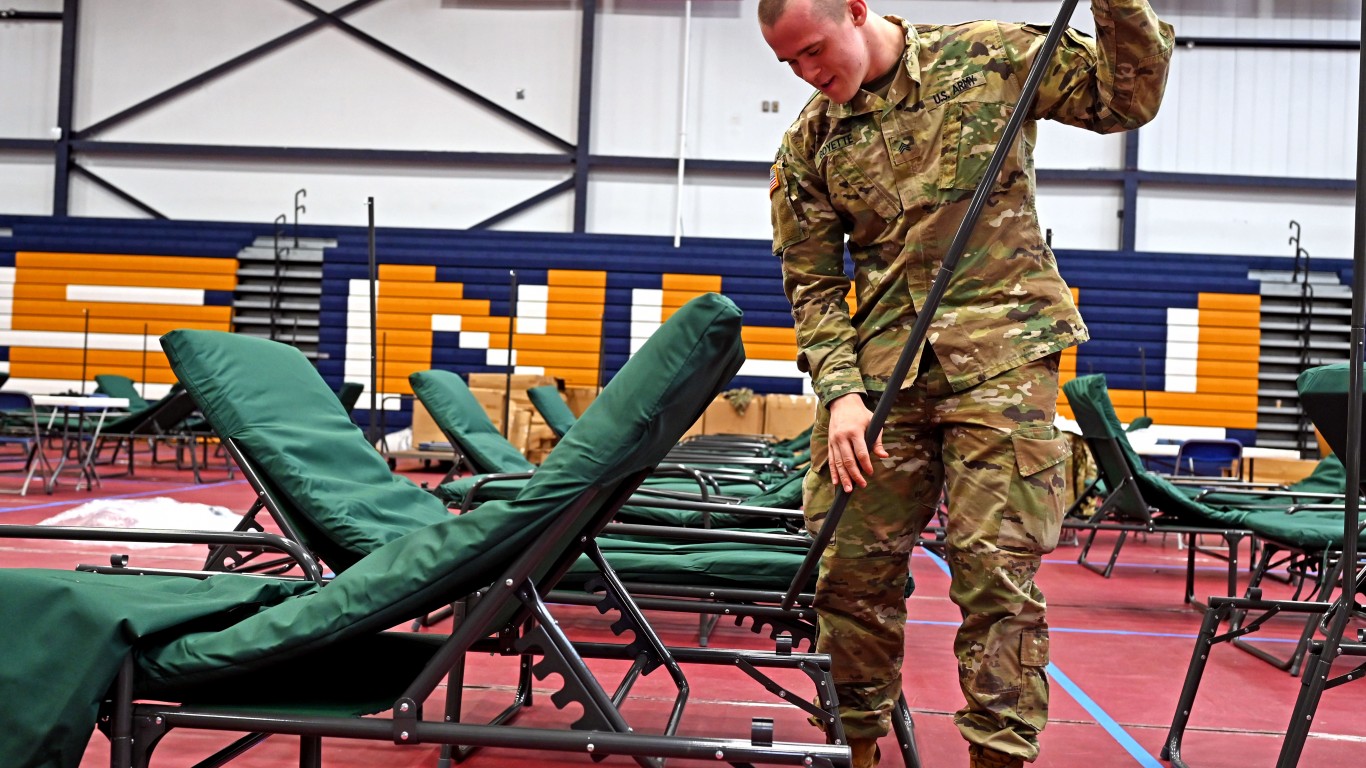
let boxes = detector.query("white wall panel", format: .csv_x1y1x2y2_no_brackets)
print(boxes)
0,155,55,215
1136,185,1355,258
94,26,562,153
70,157,573,230
587,170,771,240
347,0,581,143
1035,183,1124,251
0,20,61,138
1157,1,1358,40
1142,46,1358,179
76,0,316,130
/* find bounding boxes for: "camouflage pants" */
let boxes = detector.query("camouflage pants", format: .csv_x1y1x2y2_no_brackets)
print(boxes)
803,353,1069,761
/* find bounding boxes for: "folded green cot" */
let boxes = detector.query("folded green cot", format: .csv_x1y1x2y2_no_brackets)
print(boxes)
0,293,853,768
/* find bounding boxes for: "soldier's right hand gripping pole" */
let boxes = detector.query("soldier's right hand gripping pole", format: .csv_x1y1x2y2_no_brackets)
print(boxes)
783,0,1085,611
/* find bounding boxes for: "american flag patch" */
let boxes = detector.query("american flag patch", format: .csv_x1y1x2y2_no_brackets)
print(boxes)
769,163,781,196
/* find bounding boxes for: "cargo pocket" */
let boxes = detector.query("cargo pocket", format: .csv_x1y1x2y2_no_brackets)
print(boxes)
939,100,1013,191
999,429,1071,554
1018,629,1050,732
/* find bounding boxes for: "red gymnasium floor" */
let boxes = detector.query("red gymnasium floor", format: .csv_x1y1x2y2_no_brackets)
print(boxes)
0,462,1361,768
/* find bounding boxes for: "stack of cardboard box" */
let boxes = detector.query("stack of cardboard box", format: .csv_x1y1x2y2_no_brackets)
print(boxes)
468,373,557,462
688,391,818,439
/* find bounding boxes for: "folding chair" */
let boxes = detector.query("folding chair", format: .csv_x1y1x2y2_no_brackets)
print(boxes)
1173,438,1244,481
0,391,55,495
0,293,854,768
1063,375,1257,606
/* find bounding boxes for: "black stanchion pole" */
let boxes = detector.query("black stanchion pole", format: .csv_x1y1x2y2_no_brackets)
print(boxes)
783,0,1084,610
503,270,519,439
367,197,379,444
140,322,148,400
79,308,89,395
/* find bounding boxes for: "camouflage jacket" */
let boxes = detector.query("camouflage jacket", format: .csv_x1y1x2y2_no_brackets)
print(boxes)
771,0,1174,404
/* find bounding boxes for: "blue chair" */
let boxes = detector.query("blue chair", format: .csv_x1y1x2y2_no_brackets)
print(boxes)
1173,438,1244,481
0,392,54,495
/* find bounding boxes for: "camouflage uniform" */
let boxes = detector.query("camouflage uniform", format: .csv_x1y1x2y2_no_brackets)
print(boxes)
770,1,1173,760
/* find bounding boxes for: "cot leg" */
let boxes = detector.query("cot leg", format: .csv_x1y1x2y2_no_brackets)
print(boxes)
298,735,321,768
1162,601,1232,767
891,694,922,768
109,655,134,768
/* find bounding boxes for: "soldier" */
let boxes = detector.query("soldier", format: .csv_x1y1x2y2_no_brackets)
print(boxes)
758,1,1173,766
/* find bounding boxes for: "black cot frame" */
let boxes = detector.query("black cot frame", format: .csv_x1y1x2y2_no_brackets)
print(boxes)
96,472,854,768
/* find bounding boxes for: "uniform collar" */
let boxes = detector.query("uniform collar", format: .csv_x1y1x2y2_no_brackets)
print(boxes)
827,15,922,118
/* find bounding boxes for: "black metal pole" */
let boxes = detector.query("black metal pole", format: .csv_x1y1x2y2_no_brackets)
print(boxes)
79,308,89,395
51,0,79,216
1275,4,1366,762
1139,346,1148,419
367,197,379,444
140,322,149,400
783,0,1084,610
597,316,608,395
573,0,597,233
503,270,518,439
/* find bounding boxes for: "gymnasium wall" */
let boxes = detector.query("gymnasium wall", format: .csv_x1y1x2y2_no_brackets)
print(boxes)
0,214,1348,447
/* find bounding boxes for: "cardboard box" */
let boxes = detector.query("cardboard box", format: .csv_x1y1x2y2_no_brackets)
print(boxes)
763,394,818,440
564,386,598,418
702,393,765,436
467,373,558,402
410,399,445,447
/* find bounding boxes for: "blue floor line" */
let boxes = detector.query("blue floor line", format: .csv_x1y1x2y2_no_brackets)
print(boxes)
0,479,245,515
921,550,1163,766
1046,662,1164,767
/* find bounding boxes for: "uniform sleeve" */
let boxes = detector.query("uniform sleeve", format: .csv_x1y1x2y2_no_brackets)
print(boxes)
1004,0,1174,132
771,134,865,406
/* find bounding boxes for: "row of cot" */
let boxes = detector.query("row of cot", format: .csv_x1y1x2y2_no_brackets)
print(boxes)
0,284,1355,759
0,294,883,768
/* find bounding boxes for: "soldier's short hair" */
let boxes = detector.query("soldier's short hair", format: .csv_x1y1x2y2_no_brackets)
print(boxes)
758,0,850,28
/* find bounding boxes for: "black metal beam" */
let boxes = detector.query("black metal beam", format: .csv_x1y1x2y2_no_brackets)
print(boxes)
1176,36,1359,51
70,162,167,219
68,140,570,167
0,10,63,21
1134,170,1354,191
1121,131,1140,252
282,0,573,153
75,0,383,140
470,178,575,231
52,0,79,216
0,139,57,151
573,0,597,233
589,155,772,175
